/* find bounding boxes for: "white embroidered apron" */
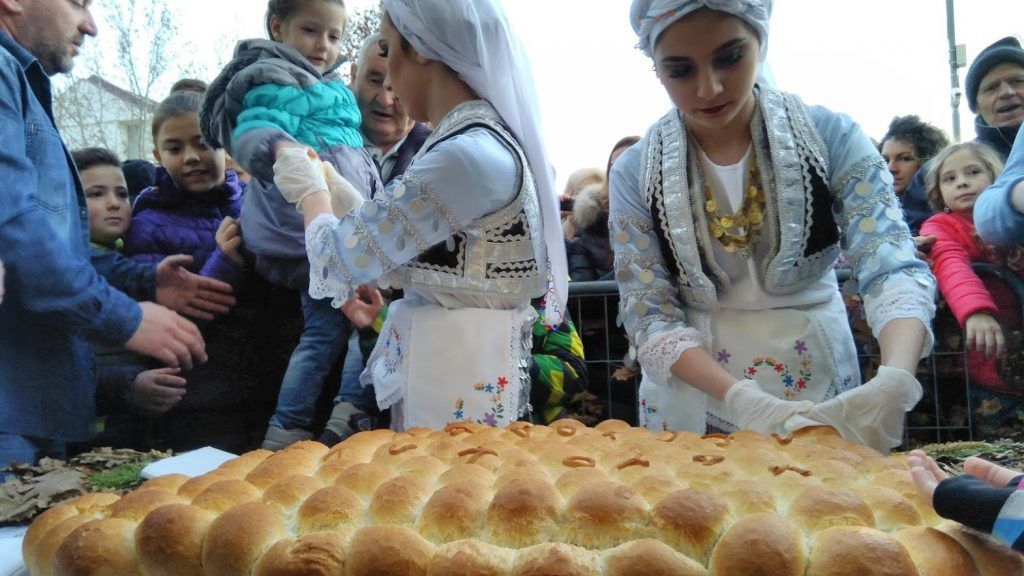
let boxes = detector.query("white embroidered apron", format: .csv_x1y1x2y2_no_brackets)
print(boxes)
367,299,534,431
639,291,859,433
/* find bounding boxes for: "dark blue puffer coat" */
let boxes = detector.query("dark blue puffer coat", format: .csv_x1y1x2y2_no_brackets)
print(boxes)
123,167,245,283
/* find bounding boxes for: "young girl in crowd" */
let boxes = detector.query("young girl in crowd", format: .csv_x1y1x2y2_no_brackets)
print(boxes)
921,141,1024,438
201,0,382,449
118,91,287,453
271,0,568,432
125,91,245,283
613,0,936,452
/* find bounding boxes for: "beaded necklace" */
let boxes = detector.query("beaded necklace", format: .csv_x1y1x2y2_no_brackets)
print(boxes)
702,151,766,259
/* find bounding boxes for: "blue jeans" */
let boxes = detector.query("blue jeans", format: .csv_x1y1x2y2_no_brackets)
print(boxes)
269,292,351,430
336,331,374,411
0,433,65,481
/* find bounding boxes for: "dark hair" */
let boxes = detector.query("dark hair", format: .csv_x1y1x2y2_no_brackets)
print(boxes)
607,135,640,178
265,0,347,39
121,159,157,199
924,141,1005,212
879,115,949,164
151,90,203,143
71,147,122,172
169,78,208,96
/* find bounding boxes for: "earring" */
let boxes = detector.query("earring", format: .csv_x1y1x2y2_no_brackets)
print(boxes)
943,206,951,213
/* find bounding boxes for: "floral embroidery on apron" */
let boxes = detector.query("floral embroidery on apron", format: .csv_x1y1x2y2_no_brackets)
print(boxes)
453,376,510,426
737,340,814,398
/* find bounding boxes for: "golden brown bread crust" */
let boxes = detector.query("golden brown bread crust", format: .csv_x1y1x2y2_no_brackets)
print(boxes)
895,527,981,576
134,503,213,576
709,513,805,576
55,517,140,576
201,501,285,575
806,526,920,576
252,531,348,576
21,421,1023,575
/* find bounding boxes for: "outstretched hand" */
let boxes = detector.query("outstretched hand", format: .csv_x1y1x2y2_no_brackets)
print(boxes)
907,449,1022,503
155,254,236,321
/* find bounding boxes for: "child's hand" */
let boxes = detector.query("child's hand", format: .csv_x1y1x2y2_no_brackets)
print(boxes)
913,235,936,265
216,216,244,266
341,284,384,328
132,367,187,416
965,313,1005,358
907,449,947,502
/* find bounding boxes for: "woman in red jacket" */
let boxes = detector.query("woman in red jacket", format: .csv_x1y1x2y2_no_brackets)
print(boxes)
922,141,1024,438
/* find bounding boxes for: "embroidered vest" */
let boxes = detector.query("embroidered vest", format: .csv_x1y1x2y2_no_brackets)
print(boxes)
640,87,840,310
384,101,547,301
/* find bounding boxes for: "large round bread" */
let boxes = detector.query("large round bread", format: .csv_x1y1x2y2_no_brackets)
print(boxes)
22,421,1024,575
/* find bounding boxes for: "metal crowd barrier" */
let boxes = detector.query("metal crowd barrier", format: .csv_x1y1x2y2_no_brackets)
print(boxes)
565,264,1024,448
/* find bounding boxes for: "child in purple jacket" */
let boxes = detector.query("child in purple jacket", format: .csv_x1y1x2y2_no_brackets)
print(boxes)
125,91,245,286
118,90,286,453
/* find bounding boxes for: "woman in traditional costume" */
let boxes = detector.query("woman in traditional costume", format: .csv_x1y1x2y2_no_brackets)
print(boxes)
270,0,567,431
613,0,937,451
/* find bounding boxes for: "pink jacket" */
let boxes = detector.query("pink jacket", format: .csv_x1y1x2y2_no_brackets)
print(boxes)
921,212,1000,326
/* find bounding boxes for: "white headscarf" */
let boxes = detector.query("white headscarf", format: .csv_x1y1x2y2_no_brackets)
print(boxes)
630,0,773,59
381,0,567,325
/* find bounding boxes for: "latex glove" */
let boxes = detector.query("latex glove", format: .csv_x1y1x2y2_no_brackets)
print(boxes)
786,366,923,453
322,160,365,216
273,146,328,211
723,379,814,435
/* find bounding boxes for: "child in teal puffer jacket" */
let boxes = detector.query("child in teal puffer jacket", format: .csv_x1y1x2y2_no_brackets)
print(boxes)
200,0,383,450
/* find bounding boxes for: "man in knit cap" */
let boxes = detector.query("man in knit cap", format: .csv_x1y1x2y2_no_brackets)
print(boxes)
971,38,1024,246
965,36,1024,159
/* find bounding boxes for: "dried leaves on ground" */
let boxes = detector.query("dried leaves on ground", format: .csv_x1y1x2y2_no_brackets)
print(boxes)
0,447,169,525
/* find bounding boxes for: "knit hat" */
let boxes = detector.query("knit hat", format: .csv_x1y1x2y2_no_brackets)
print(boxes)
965,36,1024,113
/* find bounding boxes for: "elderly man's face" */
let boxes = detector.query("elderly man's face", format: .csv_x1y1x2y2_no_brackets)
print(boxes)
977,62,1024,128
353,43,414,151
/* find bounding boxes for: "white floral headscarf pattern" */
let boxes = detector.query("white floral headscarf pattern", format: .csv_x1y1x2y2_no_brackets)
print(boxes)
630,0,773,58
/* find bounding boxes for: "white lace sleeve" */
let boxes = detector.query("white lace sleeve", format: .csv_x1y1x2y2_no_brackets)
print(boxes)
637,327,706,387
305,212,350,306
303,128,519,307
862,272,936,359
609,146,707,387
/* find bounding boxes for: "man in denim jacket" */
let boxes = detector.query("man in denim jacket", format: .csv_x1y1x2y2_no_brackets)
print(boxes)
0,0,212,470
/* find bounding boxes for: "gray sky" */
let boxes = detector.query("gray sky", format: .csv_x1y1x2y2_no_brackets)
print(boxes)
84,0,1024,192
